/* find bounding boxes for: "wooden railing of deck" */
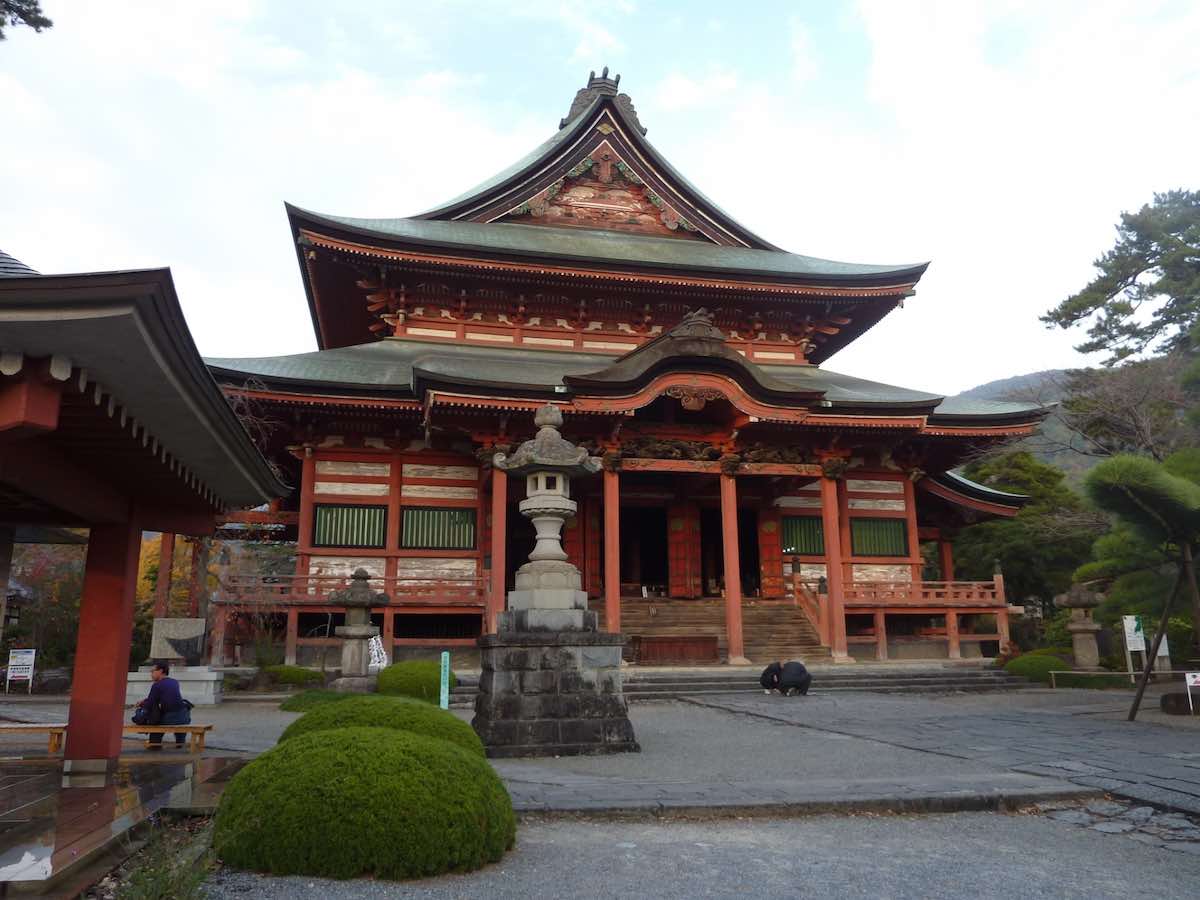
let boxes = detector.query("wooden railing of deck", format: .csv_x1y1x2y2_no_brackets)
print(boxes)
216,573,488,608
841,580,1004,608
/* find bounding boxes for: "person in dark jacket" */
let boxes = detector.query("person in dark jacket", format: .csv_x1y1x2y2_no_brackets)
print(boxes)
759,660,812,697
137,662,191,749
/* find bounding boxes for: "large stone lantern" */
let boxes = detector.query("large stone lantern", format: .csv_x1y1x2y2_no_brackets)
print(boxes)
1053,583,1104,671
472,404,639,757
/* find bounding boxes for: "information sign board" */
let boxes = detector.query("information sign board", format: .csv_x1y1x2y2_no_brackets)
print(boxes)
439,651,450,710
5,649,35,694
1122,615,1145,652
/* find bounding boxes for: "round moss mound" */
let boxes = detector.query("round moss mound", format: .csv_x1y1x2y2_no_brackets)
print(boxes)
214,727,515,879
279,694,484,756
278,689,357,713
262,664,323,686
1005,654,1067,683
377,660,456,704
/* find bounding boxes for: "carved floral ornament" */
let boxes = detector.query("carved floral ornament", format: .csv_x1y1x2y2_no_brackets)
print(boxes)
663,384,725,411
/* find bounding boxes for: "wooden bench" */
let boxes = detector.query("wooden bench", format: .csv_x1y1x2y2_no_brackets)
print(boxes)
0,722,68,753
0,723,213,754
125,724,213,753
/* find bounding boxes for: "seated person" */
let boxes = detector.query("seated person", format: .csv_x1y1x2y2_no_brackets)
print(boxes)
136,661,192,749
759,660,813,697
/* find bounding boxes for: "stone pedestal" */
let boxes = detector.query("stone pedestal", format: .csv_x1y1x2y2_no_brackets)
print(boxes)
1068,619,1103,670
473,630,638,757
125,665,223,705
331,623,380,693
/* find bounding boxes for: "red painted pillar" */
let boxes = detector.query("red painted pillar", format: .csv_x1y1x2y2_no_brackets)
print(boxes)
187,538,208,617
154,532,174,617
874,609,888,661
820,476,850,661
210,609,227,666
939,539,955,581
719,473,748,664
65,520,142,762
488,468,507,633
603,468,621,633
667,501,697,598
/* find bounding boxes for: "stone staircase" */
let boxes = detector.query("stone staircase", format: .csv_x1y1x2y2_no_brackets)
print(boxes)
449,666,1027,707
591,598,829,663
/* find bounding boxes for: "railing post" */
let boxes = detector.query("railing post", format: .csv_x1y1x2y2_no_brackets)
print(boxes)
946,610,961,659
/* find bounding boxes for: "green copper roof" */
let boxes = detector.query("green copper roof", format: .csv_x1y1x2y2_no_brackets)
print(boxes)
206,338,1046,423
295,207,927,284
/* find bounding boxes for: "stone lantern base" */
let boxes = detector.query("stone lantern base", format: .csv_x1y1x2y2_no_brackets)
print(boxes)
472,622,639,758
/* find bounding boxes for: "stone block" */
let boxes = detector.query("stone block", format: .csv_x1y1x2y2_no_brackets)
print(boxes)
521,670,559,694
149,618,207,664
603,718,638,744
595,667,622,694
520,720,560,746
506,587,587,611
472,717,518,747
560,719,604,745
581,645,622,669
540,646,582,670
476,692,522,719
499,648,537,670
501,608,587,632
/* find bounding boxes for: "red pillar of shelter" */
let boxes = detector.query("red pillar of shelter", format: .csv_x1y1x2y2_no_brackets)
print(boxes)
65,520,142,762
603,468,621,633
667,501,700,598
939,539,955,581
758,507,784,598
719,473,748,664
820,476,850,661
488,468,507,633
153,532,174,617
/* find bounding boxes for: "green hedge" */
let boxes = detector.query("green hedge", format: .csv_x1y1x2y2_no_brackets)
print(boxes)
262,665,323,686
279,690,357,713
1005,654,1067,683
214,727,514,879
280,694,484,757
377,660,455,704
1025,647,1073,658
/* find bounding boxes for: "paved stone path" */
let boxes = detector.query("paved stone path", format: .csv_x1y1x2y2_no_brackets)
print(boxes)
202,811,1200,899
686,689,1200,815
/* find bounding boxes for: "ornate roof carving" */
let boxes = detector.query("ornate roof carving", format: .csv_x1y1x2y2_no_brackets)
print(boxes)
560,67,646,135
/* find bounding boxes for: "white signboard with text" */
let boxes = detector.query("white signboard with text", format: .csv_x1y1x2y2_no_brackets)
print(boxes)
1186,673,1200,714
5,649,35,694
1123,615,1145,652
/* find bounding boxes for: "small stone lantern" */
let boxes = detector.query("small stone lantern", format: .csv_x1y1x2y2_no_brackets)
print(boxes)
328,568,388,692
1053,583,1104,671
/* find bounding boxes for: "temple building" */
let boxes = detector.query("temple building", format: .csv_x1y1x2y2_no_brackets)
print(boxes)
204,71,1046,666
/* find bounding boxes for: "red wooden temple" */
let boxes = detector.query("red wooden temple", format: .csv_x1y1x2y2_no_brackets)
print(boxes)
203,72,1046,665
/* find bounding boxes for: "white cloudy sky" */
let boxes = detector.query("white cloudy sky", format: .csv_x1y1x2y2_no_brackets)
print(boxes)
2,0,1198,394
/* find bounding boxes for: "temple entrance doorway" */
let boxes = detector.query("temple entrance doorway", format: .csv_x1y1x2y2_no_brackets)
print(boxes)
698,507,761,598
619,506,668,597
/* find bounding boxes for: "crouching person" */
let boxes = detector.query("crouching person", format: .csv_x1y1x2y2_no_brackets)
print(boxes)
759,659,812,697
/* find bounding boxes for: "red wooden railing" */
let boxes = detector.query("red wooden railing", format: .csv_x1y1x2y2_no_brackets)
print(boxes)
841,580,1005,608
216,573,488,608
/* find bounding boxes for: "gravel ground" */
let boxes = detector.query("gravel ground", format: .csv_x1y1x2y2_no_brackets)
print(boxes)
202,810,1200,900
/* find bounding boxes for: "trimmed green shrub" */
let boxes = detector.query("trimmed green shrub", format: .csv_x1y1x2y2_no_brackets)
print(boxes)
278,689,357,713
377,660,455,704
214,728,515,879
280,694,484,757
262,664,323,686
1005,654,1067,683
1026,647,1073,658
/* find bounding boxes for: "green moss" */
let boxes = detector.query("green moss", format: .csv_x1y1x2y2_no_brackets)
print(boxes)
280,694,483,757
377,660,456,704
214,728,514,879
1025,647,1073,658
262,665,323,686
278,690,357,713
1005,654,1068,683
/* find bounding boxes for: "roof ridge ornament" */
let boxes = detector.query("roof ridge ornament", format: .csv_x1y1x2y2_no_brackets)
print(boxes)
669,307,724,341
560,68,647,135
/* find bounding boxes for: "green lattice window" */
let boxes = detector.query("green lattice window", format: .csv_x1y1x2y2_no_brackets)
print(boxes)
313,504,387,549
401,507,477,550
850,518,908,557
782,516,825,556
